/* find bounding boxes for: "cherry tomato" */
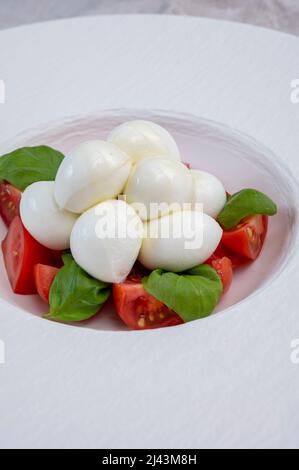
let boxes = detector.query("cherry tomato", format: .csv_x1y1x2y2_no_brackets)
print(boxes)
34,264,59,303
0,183,22,227
2,216,57,294
113,276,183,330
221,215,268,260
50,250,64,268
206,255,233,294
211,242,248,269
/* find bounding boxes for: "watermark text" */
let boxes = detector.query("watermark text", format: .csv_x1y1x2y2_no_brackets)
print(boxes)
290,79,299,104
290,339,299,364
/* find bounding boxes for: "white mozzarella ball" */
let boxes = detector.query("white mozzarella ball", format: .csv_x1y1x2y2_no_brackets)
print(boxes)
20,181,78,250
124,157,193,220
54,140,132,213
107,120,181,163
138,210,222,272
70,200,143,283
191,170,226,218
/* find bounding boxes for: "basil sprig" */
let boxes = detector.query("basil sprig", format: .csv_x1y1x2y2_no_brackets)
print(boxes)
218,189,277,229
47,254,111,322
142,264,222,323
0,145,64,190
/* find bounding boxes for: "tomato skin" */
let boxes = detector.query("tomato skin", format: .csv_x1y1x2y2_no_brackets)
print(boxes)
113,277,183,330
50,250,64,268
34,264,59,303
0,183,22,227
2,216,58,294
207,256,233,294
221,215,268,261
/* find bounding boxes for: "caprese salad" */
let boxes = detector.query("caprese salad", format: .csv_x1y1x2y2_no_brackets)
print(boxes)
0,120,277,329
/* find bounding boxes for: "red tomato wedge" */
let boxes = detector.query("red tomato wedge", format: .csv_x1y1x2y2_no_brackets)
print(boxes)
221,215,268,261
113,276,183,330
50,250,64,268
211,242,248,269
1,216,58,294
206,256,233,294
0,183,22,227
34,264,59,303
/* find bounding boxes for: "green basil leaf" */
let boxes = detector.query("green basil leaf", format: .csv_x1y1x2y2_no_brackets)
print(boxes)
217,188,277,229
47,254,111,322
142,264,222,322
61,252,73,266
0,145,64,190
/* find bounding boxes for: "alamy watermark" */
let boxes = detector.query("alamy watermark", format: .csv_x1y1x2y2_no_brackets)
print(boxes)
0,339,5,364
94,200,205,250
290,79,299,104
290,339,299,365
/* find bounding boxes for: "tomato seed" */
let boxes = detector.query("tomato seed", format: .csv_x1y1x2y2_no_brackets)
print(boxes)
138,318,145,328
246,227,254,239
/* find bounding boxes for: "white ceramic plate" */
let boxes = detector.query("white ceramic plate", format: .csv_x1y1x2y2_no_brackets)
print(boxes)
0,15,299,449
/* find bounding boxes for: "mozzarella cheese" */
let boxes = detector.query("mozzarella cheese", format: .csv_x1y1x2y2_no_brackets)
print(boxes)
107,120,181,163
191,170,226,218
70,200,143,283
20,181,78,250
124,157,193,220
138,210,223,272
54,140,132,213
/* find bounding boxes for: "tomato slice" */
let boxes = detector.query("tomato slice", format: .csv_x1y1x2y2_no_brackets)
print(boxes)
34,264,59,303
221,215,268,260
2,216,58,294
0,183,22,227
206,256,233,294
113,276,183,330
211,242,248,269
